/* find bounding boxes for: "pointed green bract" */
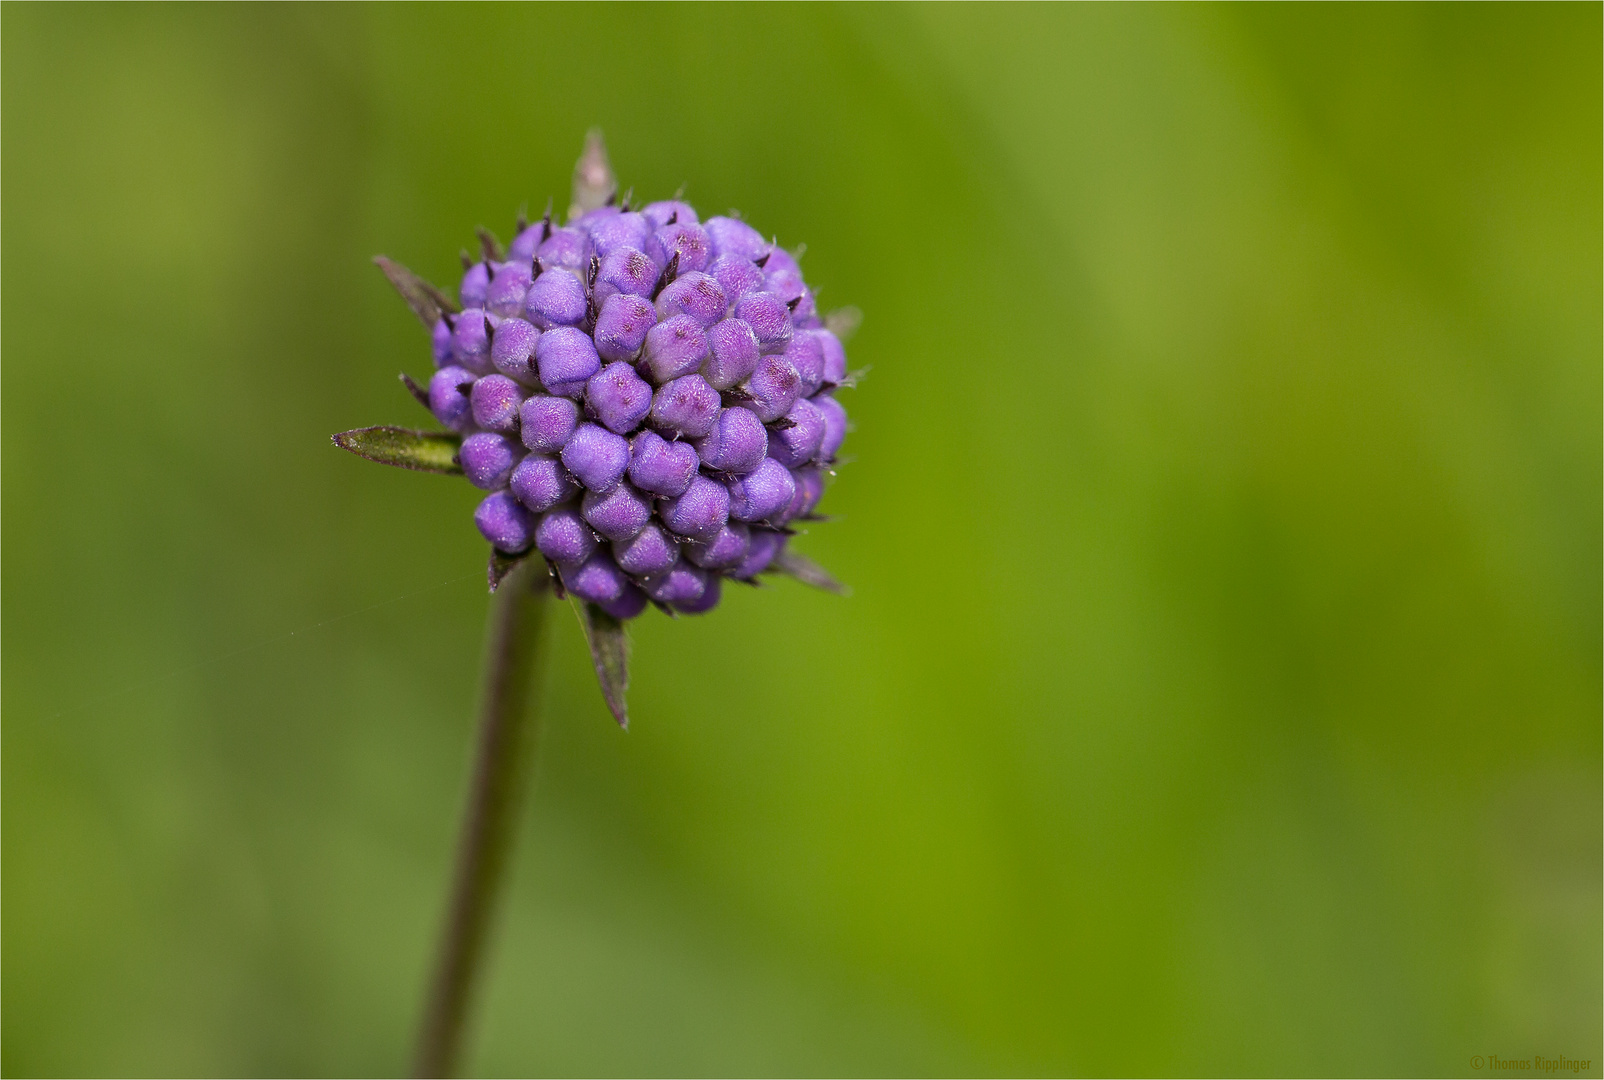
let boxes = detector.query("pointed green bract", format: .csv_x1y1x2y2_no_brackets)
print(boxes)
331,426,463,474
373,255,461,328
570,596,629,728
772,548,849,595
400,372,430,410
487,548,530,593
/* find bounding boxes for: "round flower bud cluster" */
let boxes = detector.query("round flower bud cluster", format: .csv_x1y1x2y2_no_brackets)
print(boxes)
427,201,849,619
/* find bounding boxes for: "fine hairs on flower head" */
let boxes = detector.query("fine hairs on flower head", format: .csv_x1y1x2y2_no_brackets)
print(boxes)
335,131,859,726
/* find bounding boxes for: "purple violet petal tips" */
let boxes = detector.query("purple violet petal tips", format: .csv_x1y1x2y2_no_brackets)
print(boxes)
683,522,750,570
560,422,630,492
534,325,601,398
733,292,793,352
659,475,730,541
432,318,453,367
519,394,579,453
581,481,652,542
523,267,588,328
585,362,653,435
598,583,649,620
561,551,630,604
459,432,522,490
641,200,697,229
767,397,826,468
428,365,476,431
487,261,533,317
642,560,708,607
451,308,495,372
593,293,656,362
509,453,577,513
704,216,769,262
654,271,727,328
649,374,720,438
641,316,709,384
814,394,848,461
613,522,679,578
708,253,765,304
726,457,796,523
732,529,785,579
628,430,699,497
674,574,721,614
490,318,541,383
535,226,587,272
535,505,598,566
743,354,802,423
703,318,761,390
475,490,535,554
653,222,711,273
470,374,525,433
460,262,490,309
695,405,767,475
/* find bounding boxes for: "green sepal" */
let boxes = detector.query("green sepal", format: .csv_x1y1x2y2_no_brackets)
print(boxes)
487,547,532,593
772,548,849,595
400,372,430,410
331,426,462,474
373,255,460,328
569,595,629,729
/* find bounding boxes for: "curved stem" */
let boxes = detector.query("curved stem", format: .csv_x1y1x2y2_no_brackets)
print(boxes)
413,558,549,1078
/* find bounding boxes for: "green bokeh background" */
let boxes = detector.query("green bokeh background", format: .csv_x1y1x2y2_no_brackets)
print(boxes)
4,4,1599,1076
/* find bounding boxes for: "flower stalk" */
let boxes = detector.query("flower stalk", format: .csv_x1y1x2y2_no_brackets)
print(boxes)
412,557,550,1078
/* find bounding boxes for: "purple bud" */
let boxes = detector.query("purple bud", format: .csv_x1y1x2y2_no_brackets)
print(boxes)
585,361,653,435
490,318,541,383
707,253,765,304
704,216,769,262
561,551,629,604
535,505,598,565
451,308,494,373
487,262,532,317
733,292,793,352
674,574,722,614
649,374,721,438
781,332,826,397
598,584,649,620
702,318,761,390
508,224,543,262
659,475,730,540
509,453,577,513
596,247,660,301
642,560,709,608
743,354,801,423
459,432,522,490
790,467,825,521
428,365,475,432
593,293,656,362
475,490,535,553
584,212,652,258
460,262,490,308
612,521,679,577
731,529,785,579
519,394,579,453
560,422,630,492
642,200,698,229
818,329,847,386
523,268,587,328
534,325,600,398
471,373,527,434
432,317,453,367
654,271,727,328
726,457,796,522
683,522,750,570
695,405,767,475
627,429,699,497
581,480,652,542
641,315,709,383
653,222,711,273
814,393,848,461
766,396,826,467
535,227,587,272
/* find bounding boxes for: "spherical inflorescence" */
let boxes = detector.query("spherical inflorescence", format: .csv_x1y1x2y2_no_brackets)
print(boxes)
431,200,850,619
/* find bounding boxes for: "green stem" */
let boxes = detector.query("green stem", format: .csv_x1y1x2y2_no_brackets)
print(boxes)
412,558,549,1078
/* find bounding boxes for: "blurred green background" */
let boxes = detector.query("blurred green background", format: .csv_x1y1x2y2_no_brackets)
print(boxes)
3,3,1599,1076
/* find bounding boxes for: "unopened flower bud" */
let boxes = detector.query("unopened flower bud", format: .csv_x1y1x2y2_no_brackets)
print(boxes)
509,453,577,513
726,457,796,523
702,318,761,389
743,354,801,423
428,365,476,432
534,326,600,398
490,318,541,384
649,374,720,438
704,216,768,262
523,267,587,329
560,421,631,493
519,394,579,453
581,480,652,542
475,490,535,553
733,292,793,352
695,405,766,475
593,293,657,362
628,429,699,497
814,393,848,461
535,505,599,565
471,374,526,433
641,315,709,383
654,271,727,328
683,522,750,570
613,521,679,577
659,475,729,540
766,396,825,467
460,432,522,490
